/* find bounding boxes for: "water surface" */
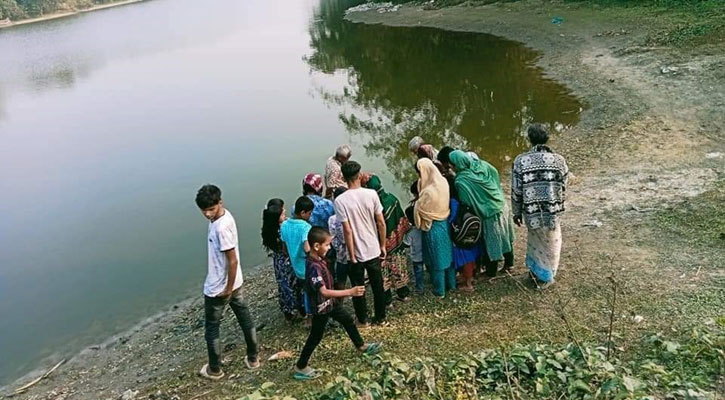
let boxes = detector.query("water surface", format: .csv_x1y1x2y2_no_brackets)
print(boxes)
0,0,580,386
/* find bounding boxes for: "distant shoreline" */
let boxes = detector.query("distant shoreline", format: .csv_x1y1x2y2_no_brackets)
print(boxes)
0,0,146,30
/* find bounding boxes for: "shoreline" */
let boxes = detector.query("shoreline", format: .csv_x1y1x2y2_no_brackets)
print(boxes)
0,262,271,397
0,0,147,30
4,1,723,399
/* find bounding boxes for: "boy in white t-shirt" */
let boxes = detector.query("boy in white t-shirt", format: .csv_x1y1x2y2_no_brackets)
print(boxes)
195,184,259,380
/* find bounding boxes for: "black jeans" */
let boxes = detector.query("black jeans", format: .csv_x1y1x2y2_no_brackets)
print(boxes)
204,287,258,371
296,305,364,369
334,261,350,290
348,257,386,323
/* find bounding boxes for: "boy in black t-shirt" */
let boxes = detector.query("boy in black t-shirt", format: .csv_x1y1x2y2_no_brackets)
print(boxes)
293,227,382,380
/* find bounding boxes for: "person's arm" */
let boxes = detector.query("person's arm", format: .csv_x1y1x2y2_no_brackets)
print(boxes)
218,249,238,298
303,240,310,254
342,221,357,264
374,211,387,259
511,163,524,227
561,158,569,191
320,285,365,298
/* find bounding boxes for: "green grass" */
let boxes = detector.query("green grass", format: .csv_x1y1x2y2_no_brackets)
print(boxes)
381,0,725,45
137,180,725,399
240,325,725,399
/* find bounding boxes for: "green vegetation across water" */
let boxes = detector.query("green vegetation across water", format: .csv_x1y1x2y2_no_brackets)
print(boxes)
0,0,124,20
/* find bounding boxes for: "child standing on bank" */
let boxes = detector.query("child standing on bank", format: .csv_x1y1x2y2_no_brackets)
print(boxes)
294,227,382,380
404,205,425,294
195,184,259,380
404,181,426,294
448,194,482,292
280,196,315,320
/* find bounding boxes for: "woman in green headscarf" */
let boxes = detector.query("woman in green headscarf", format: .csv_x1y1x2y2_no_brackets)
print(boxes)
366,175,411,301
448,150,514,277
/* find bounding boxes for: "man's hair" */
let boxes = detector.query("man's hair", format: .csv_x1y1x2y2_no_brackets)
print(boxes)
294,196,314,214
408,136,423,152
410,180,419,197
195,184,222,209
437,146,455,165
308,226,331,246
303,184,318,195
341,161,362,182
333,186,348,199
527,123,549,145
405,205,415,225
335,144,352,159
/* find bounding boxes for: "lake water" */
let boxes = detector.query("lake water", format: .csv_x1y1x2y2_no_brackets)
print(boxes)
0,0,581,386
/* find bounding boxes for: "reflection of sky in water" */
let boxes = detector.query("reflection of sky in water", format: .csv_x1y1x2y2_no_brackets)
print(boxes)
0,0,245,95
0,0,398,386
0,0,581,387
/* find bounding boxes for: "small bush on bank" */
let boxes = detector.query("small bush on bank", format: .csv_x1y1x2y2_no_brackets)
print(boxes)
241,325,724,399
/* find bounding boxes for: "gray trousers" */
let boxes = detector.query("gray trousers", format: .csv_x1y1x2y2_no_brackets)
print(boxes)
204,287,258,370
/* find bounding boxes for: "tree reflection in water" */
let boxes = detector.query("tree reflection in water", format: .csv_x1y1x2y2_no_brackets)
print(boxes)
307,0,582,187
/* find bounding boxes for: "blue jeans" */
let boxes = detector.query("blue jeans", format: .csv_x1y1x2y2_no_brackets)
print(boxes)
413,262,425,293
296,278,312,316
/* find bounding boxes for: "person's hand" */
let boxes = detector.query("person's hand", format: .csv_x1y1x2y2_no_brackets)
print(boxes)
513,215,523,227
216,287,233,298
350,286,366,297
350,257,358,265
379,247,387,260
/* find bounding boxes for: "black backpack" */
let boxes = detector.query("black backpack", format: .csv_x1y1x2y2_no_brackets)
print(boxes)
451,203,482,248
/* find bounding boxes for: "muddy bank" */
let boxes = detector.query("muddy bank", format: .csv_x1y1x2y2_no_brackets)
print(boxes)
5,1,724,399
1,265,282,399
346,1,725,237
0,0,146,30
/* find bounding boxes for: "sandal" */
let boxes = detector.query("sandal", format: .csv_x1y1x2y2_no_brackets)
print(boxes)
362,342,383,356
245,356,260,370
293,367,318,380
199,364,224,381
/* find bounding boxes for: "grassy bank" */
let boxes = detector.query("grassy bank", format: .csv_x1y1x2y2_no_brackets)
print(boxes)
381,0,725,45
220,1,725,398
241,326,725,399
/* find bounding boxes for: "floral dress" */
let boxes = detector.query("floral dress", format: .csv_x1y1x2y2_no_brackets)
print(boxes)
272,251,298,316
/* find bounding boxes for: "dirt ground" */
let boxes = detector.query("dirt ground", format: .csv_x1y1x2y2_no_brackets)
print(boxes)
4,1,723,399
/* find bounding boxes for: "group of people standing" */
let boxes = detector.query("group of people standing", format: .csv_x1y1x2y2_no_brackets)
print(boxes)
194,123,569,381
